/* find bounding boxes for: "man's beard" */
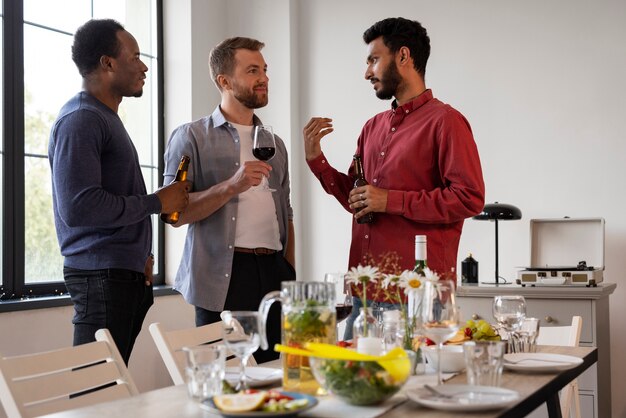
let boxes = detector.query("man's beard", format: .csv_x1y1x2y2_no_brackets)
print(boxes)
374,60,402,100
233,82,268,109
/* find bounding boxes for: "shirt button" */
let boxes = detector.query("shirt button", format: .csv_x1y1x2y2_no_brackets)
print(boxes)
405,110,409,114
380,152,385,156
225,273,230,278
331,182,335,186
373,179,377,183
235,162,240,166
235,139,239,143
231,217,236,221
322,160,326,164
391,127,396,132
228,245,233,249
365,235,369,239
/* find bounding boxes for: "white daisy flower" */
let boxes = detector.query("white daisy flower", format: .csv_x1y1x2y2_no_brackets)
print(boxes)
381,273,401,289
422,267,440,282
399,270,422,295
345,265,380,286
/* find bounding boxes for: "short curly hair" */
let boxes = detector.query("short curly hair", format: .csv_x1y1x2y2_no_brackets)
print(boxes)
72,19,125,77
363,17,430,77
209,37,265,90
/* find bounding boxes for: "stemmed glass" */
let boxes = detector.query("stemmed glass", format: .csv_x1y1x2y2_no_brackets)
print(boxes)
492,295,527,352
324,272,353,323
220,311,261,391
253,125,276,192
418,280,459,385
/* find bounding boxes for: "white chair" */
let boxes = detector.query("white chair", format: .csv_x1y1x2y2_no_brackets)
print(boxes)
0,329,137,418
149,322,256,386
536,316,583,418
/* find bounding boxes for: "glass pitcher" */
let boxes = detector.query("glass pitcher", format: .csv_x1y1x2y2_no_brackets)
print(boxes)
259,281,336,395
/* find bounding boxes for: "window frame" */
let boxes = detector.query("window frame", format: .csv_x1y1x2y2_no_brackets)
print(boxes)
1,0,166,301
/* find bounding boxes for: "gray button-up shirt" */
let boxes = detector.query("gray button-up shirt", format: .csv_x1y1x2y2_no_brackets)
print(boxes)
164,107,293,311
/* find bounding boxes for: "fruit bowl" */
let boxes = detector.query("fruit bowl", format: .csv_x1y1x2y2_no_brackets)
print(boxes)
309,355,410,405
422,345,466,373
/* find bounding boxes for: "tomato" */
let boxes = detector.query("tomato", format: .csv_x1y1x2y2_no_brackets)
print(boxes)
337,340,352,348
266,390,293,402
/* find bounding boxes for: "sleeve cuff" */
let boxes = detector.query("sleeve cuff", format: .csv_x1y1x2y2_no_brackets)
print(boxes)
306,152,332,175
386,190,404,215
145,193,162,215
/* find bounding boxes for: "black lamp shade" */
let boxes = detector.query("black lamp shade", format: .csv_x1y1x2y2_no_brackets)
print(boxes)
473,202,522,221
472,202,522,284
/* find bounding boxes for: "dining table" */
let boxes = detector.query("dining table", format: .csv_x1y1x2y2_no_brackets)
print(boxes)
40,345,596,418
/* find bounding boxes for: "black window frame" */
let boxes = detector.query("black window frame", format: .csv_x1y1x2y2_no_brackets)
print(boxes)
1,0,166,301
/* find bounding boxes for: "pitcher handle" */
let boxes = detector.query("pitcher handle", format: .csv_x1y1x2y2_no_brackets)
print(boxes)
258,290,283,351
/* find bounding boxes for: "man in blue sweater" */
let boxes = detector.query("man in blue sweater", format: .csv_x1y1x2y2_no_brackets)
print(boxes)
48,19,189,364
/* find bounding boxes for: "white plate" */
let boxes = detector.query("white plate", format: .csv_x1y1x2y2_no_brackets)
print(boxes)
503,353,583,372
225,367,282,388
407,384,519,411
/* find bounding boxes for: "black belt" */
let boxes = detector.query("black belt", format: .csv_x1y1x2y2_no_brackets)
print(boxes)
234,247,278,255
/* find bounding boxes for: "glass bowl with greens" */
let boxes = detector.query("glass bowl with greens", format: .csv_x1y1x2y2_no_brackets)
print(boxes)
309,356,409,405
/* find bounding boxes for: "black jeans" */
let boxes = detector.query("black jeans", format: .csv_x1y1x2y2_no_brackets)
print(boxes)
64,267,154,365
195,252,295,364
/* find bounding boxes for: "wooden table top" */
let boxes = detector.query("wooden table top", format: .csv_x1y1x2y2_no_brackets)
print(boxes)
40,345,595,418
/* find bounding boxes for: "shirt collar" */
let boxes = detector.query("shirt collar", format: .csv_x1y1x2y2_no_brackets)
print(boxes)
211,106,263,127
391,89,433,114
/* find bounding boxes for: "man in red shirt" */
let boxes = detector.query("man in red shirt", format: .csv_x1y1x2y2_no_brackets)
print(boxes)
303,17,485,338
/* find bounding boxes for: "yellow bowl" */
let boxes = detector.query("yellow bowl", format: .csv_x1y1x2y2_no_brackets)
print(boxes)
309,355,409,405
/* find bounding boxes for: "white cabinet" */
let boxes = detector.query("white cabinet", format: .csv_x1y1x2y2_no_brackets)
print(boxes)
456,283,616,418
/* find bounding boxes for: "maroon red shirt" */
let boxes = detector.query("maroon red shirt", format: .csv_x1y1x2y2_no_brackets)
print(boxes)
307,90,485,301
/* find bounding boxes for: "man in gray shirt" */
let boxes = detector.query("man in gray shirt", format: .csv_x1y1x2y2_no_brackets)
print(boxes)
164,37,295,362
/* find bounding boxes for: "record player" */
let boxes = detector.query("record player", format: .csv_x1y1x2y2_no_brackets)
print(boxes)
516,217,605,287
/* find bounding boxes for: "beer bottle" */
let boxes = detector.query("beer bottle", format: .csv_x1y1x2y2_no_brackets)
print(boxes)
160,155,190,224
353,154,373,224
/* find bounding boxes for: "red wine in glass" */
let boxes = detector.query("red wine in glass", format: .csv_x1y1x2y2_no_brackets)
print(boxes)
336,304,352,322
253,125,276,192
252,147,276,161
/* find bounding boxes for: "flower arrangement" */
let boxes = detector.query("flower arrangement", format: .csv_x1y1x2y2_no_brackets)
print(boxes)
345,252,441,349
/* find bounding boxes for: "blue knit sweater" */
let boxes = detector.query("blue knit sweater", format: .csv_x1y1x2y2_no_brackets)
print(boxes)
48,92,161,273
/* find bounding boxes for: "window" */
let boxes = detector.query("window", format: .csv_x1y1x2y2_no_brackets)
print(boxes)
1,0,164,300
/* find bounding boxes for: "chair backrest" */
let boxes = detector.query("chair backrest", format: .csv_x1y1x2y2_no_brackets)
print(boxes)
0,329,137,418
536,316,583,347
149,322,256,386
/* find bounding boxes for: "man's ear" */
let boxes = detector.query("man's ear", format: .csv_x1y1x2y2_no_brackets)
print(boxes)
398,46,410,65
216,74,230,91
100,55,114,72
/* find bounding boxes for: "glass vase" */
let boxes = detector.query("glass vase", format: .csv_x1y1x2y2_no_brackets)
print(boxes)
353,307,383,355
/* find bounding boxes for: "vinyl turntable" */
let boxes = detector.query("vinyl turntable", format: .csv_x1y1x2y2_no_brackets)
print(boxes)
516,218,605,287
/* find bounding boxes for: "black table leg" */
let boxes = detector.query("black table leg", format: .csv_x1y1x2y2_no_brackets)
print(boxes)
546,392,563,418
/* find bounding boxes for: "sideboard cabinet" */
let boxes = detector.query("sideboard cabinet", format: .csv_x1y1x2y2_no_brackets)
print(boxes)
456,283,616,418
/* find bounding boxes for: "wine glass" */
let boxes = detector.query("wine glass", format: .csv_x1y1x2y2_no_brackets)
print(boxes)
220,311,261,390
253,125,276,192
418,280,459,385
324,272,353,323
492,295,526,352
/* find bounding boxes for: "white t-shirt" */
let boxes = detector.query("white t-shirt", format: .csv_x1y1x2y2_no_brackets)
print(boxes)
231,122,282,250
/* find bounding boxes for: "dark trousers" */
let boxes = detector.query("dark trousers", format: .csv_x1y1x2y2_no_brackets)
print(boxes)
195,252,295,364
63,267,154,365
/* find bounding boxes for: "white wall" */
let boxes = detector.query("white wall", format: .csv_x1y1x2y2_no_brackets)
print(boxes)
164,1,626,415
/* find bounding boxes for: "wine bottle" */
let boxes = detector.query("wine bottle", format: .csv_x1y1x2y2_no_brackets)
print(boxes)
160,155,190,224
413,235,428,276
352,154,373,224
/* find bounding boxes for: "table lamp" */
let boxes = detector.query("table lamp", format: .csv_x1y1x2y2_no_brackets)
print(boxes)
473,202,522,284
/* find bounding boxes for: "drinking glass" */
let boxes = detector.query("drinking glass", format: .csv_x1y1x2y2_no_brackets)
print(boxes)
324,272,353,323
182,345,226,401
418,280,459,385
253,125,276,192
492,295,526,352
221,311,261,390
